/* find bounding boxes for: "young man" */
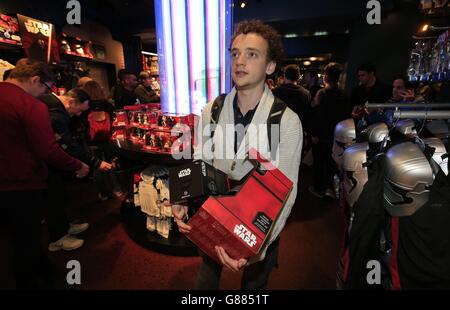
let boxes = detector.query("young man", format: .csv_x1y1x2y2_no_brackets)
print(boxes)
309,62,350,199
350,63,391,109
39,89,112,252
172,20,302,290
0,58,89,288
113,70,139,109
134,71,160,103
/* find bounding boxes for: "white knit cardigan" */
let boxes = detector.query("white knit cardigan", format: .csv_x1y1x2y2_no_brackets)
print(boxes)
193,84,303,263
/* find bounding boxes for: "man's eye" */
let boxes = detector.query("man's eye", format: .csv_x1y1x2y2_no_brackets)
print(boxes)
231,52,239,58
247,52,256,58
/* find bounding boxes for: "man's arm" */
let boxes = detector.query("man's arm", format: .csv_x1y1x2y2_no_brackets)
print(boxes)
24,100,83,172
249,111,303,264
52,112,106,170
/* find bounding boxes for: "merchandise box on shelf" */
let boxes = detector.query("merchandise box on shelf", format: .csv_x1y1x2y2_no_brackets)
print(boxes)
185,149,293,263
112,110,128,127
169,160,230,203
143,129,191,155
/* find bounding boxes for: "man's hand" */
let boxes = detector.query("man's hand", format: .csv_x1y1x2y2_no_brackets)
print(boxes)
401,89,415,101
98,161,113,171
215,246,248,272
171,203,192,234
76,162,90,178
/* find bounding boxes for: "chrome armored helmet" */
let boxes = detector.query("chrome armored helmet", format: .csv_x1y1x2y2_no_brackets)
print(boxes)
384,142,434,217
423,137,449,176
332,118,356,169
342,142,369,208
394,119,417,137
365,122,389,144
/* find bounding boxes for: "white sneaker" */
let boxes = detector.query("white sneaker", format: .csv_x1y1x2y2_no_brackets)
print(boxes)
48,234,84,252
68,222,89,235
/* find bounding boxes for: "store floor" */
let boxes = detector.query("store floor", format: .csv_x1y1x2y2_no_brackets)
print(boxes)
0,165,345,290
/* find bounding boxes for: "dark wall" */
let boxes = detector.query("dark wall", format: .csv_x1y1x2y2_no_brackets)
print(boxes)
283,34,350,63
345,7,422,93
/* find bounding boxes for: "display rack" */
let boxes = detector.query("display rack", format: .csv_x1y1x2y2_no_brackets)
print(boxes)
112,138,198,256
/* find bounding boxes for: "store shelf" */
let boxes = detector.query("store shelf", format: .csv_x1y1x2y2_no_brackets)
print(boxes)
120,201,197,256
112,138,196,256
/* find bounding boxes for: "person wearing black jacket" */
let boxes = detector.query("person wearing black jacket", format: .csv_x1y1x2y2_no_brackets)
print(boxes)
272,64,311,159
309,62,350,199
39,88,112,252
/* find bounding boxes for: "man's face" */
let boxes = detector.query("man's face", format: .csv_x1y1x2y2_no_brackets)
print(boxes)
68,99,90,117
357,70,373,86
122,74,138,90
231,33,275,91
143,77,152,88
392,78,405,101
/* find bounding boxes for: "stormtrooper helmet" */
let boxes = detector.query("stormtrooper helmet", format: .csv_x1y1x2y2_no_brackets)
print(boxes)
384,142,434,217
342,142,369,208
365,122,389,144
394,119,417,137
332,118,356,169
423,137,449,176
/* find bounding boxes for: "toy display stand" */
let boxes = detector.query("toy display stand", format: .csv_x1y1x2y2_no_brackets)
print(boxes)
112,138,198,256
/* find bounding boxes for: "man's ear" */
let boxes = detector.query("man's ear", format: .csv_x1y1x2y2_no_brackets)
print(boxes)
30,76,40,85
266,61,276,75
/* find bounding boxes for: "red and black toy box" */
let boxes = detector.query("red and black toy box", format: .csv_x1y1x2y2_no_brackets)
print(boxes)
185,148,293,263
169,160,230,203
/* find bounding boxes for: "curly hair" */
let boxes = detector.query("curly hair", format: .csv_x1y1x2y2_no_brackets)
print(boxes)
230,20,284,64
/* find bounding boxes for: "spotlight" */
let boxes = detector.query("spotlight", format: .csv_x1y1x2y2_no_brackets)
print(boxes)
309,57,317,61
421,24,429,32
303,61,311,66
240,1,246,8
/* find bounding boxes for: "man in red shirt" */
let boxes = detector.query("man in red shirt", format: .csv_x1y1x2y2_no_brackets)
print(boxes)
0,58,89,289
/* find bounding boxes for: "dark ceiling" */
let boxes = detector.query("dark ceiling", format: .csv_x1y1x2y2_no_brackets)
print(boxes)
0,0,421,51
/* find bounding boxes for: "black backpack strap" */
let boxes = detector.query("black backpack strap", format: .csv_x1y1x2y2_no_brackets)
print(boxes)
210,94,227,139
267,97,287,156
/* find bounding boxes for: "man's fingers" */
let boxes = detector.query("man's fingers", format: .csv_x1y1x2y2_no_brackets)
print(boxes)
175,219,192,234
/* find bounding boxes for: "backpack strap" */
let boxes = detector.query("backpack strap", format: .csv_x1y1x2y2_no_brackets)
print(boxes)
267,97,287,156
210,94,227,139
209,94,287,158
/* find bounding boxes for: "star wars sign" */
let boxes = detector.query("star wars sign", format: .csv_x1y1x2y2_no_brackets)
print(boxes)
23,19,51,37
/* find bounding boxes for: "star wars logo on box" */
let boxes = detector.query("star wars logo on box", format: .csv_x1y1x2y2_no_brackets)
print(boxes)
169,160,230,203
185,149,293,262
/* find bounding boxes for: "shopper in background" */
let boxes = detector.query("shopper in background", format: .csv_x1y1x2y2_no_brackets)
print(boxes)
351,63,391,109
366,75,416,126
38,88,112,252
77,76,93,88
309,62,350,200
134,71,160,103
172,20,302,290
0,58,89,288
82,80,123,200
112,70,139,109
272,64,311,135
304,70,322,99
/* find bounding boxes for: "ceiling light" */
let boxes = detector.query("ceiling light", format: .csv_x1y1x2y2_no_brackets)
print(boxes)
421,24,429,32
309,57,317,61
240,2,246,8
303,61,311,66
284,33,298,38
313,31,328,36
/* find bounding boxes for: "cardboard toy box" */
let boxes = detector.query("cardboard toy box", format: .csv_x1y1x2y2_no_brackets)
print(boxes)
185,149,293,263
156,113,194,131
112,110,128,127
169,160,230,203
